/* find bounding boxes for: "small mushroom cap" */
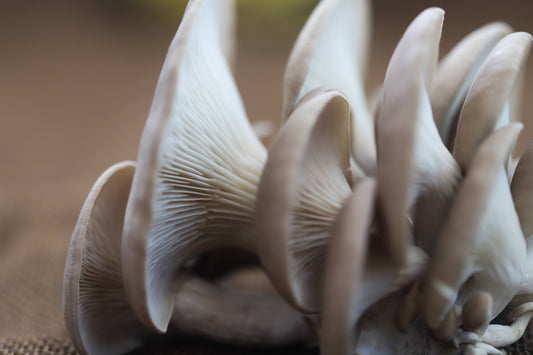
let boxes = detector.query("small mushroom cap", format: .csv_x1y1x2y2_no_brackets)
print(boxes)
453,32,533,172
423,123,526,330
462,292,493,335
377,7,459,265
122,0,266,332
320,178,376,355
511,140,533,239
283,0,375,174
430,22,512,147
321,178,429,355
63,161,141,355
257,89,351,312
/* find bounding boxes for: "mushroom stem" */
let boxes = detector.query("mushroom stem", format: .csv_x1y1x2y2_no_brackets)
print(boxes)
173,278,316,346
480,310,533,348
463,342,503,355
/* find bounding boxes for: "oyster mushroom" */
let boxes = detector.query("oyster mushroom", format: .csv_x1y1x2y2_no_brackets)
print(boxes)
63,161,315,355
320,178,429,355
461,292,493,336
377,7,460,262
430,22,512,149
422,123,527,338
121,0,267,332
453,32,533,174
256,89,352,312
282,0,375,175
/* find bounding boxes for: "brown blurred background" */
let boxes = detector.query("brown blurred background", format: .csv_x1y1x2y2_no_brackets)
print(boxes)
1,0,533,353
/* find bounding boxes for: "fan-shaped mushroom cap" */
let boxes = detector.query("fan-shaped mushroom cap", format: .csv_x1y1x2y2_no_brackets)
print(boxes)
122,0,266,332
430,22,512,148
320,178,428,355
320,179,375,354
257,89,352,312
63,161,139,355
64,162,315,354
377,7,460,264
422,123,527,331
462,292,493,335
283,0,375,174
453,32,533,173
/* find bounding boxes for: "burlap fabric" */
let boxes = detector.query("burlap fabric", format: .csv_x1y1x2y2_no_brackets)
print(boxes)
0,221,531,355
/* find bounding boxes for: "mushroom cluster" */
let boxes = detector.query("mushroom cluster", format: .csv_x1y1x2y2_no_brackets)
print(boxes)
63,0,533,354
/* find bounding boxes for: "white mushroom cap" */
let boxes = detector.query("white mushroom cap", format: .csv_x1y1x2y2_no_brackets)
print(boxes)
283,0,375,174
122,0,266,332
257,89,352,312
461,292,493,335
63,161,139,355
453,32,533,173
422,123,527,331
377,7,460,264
319,178,375,354
430,22,512,148
64,161,315,354
320,178,428,355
